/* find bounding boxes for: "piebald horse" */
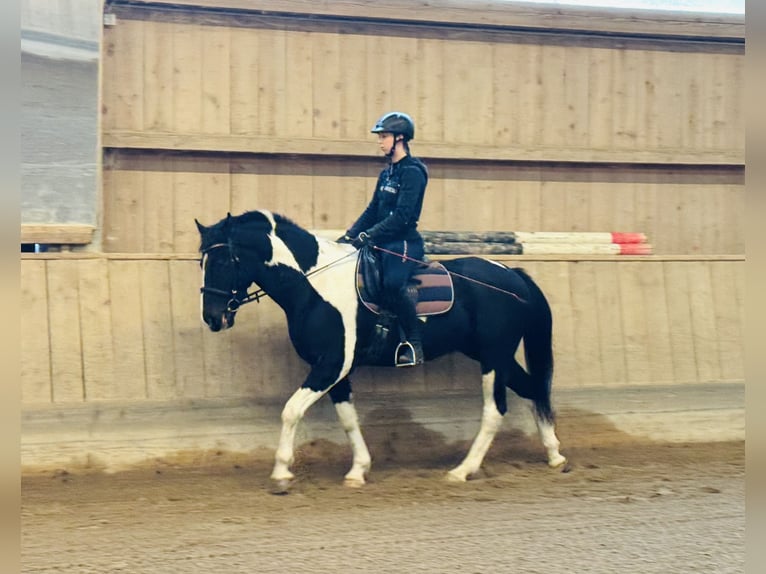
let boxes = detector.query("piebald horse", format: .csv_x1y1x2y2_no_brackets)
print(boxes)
197,210,566,489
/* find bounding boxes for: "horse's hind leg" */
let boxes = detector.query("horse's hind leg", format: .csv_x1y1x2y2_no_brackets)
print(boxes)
528,403,567,468
447,370,504,482
329,378,372,487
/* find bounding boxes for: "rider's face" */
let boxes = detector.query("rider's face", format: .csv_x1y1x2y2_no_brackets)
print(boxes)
377,132,394,154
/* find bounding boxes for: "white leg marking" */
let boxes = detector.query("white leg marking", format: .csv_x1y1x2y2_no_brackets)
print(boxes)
447,371,504,482
335,401,372,486
528,402,567,468
271,387,325,482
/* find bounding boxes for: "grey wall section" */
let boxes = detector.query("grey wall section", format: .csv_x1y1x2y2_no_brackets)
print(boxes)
21,52,99,225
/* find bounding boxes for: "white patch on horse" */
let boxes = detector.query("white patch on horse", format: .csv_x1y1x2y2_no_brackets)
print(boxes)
307,239,359,380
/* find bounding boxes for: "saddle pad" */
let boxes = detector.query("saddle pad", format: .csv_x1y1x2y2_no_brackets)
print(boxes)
356,258,454,317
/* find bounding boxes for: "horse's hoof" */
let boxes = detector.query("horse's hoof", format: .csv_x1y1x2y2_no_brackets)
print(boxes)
270,479,292,495
343,477,366,488
445,470,467,483
548,454,568,469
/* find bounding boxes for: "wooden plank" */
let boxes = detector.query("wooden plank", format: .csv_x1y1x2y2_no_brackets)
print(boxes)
443,39,492,145
491,41,518,147
416,38,444,144
587,45,613,150
101,130,745,165
338,33,369,139
200,22,231,135
143,18,175,131
172,21,202,133
594,261,627,385
229,23,260,135
663,261,697,383
21,224,95,245
78,259,116,400
638,261,674,384
142,157,176,253
710,261,744,381
46,260,84,402
365,35,392,119
612,48,640,150
20,260,51,404
139,260,178,399
107,261,148,399
387,34,419,121
540,43,568,147
654,51,684,150
258,28,287,137
568,262,603,386
566,45,591,148
311,31,341,139
687,261,721,382
123,0,745,40
169,260,206,398
617,261,651,384
102,152,145,253
284,30,314,138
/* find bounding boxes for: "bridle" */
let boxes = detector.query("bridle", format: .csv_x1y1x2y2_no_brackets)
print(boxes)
199,242,264,314
200,238,358,314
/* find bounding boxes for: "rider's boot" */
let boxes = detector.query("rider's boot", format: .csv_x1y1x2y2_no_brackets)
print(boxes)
392,287,424,367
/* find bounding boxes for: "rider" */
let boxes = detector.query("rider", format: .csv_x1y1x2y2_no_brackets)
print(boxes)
339,112,429,367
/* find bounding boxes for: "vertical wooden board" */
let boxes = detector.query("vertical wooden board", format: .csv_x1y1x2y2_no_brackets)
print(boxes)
416,37,444,143
173,157,229,253
491,42,519,147
611,48,639,149
642,49,659,149
143,18,175,131
594,262,627,386
612,179,637,235
654,51,683,149
107,261,147,400
633,174,658,250
565,45,591,147
284,30,314,138
139,260,178,400
142,158,176,253
564,181,590,232
514,176,543,232
568,262,603,386
229,25,260,135
419,166,445,231
102,156,145,253
312,158,370,230
687,261,721,382
387,35,419,117
21,261,52,404
311,31,342,139
722,52,745,150
539,44,567,147
616,262,651,384
515,42,543,146
662,261,698,383
536,262,577,388
655,182,683,255
338,33,369,139
365,35,392,121
100,16,119,131
172,21,202,133
638,262,674,383
105,16,144,130
681,51,703,150
200,23,231,135
442,40,493,145
587,45,613,150
230,157,264,215
227,307,267,398
78,259,116,401
258,28,287,137
679,184,704,255
539,181,568,231
201,316,234,399
46,261,84,402
588,177,616,233
169,260,206,398
710,261,744,381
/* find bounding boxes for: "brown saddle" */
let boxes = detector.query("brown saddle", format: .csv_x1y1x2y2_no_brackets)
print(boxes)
355,247,454,316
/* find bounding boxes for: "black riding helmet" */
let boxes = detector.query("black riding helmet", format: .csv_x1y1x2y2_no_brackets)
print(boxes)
370,112,415,141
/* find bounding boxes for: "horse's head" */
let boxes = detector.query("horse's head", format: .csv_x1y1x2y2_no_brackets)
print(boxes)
196,213,260,332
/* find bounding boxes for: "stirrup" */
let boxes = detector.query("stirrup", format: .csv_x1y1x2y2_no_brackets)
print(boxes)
395,341,423,367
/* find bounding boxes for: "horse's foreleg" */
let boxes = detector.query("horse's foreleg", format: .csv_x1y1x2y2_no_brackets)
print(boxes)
335,402,372,487
447,370,504,482
271,387,324,488
528,403,567,468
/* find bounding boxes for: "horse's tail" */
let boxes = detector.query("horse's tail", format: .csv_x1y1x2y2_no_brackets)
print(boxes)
515,268,555,423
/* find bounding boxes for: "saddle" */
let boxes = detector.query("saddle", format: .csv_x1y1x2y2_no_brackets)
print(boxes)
355,247,454,316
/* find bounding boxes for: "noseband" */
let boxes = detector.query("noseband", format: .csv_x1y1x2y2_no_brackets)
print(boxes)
200,242,263,313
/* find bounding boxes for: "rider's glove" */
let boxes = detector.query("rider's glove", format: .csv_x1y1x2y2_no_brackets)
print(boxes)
351,231,373,250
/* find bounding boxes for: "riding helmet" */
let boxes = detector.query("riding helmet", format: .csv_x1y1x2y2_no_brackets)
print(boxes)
370,112,415,141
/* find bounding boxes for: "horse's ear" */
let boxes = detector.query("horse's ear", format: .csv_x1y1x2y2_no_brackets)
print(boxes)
195,218,206,233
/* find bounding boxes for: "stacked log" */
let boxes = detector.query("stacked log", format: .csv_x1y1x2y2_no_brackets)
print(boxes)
421,231,651,255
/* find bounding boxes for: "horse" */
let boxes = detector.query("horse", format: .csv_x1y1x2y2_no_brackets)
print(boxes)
196,209,567,490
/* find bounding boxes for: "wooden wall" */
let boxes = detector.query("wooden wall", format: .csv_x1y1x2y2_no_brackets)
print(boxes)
100,1,745,255
20,254,745,406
